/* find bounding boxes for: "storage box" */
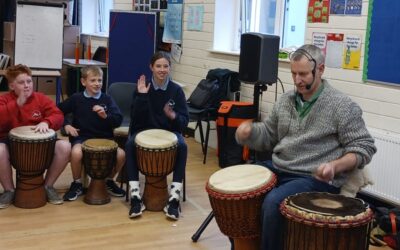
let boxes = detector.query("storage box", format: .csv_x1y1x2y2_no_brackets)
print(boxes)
64,25,80,43
3,22,15,42
2,40,14,65
34,76,57,95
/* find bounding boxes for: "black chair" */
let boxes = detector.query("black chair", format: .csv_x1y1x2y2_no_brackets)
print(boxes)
92,46,107,63
108,82,136,201
108,82,136,127
187,105,217,164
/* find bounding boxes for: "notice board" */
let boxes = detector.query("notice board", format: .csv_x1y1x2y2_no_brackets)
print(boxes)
364,0,400,85
108,11,157,85
14,1,64,69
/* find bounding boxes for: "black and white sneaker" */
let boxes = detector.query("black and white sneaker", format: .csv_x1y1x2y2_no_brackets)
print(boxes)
63,181,83,201
129,196,145,218
164,198,181,220
106,179,126,197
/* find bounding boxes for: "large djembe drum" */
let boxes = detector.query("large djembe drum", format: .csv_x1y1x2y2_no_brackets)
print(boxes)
206,164,277,250
280,192,374,250
9,126,56,209
82,139,118,205
135,129,178,211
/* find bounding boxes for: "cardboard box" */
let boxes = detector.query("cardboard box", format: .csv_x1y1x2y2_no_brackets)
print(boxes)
64,25,80,43
2,40,14,65
34,76,57,95
3,22,15,42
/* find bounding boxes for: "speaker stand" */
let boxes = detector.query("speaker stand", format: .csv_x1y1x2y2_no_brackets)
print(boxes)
253,82,269,122
191,211,214,242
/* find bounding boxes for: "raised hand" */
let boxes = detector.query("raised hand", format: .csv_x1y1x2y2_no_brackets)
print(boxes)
137,74,150,93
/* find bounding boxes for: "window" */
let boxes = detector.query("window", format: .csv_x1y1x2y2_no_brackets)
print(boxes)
213,0,308,53
81,0,113,35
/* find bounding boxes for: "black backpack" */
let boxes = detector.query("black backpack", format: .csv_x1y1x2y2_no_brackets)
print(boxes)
187,68,241,110
187,79,219,109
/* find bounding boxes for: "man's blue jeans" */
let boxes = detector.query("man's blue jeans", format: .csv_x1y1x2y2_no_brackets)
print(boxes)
259,161,340,250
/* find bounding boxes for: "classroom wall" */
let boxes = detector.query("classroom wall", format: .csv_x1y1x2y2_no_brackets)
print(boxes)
112,0,400,136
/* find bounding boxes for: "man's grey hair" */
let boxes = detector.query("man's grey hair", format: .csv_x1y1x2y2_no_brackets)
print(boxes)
290,44,325,66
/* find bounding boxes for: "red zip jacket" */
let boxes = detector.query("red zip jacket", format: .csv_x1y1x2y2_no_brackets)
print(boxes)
0,91,64,139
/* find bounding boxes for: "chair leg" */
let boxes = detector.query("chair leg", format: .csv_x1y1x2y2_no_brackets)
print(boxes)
203,120,211,164
197,119,206,156
183,173,186,202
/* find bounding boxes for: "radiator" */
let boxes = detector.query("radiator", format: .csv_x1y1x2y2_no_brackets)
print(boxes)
362,128,400,206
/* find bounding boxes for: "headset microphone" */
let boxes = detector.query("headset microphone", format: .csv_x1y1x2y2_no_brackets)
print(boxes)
305,82,313,90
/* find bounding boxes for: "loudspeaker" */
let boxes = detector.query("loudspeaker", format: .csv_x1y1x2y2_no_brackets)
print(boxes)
239,33,280,84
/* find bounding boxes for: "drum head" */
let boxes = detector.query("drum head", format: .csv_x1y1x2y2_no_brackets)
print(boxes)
9,125,55,139
113,126,129,136
208,164,273,194
82,138,118,150
135,129,178,149
287,192,367,217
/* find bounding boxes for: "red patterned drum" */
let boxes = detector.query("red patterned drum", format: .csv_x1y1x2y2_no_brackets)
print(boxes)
206,164,277,250
9,126,56,209
135,129,177,211
280,192,374,250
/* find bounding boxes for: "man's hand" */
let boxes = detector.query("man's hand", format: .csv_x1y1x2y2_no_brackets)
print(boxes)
314,162,335,183
236,120,253,142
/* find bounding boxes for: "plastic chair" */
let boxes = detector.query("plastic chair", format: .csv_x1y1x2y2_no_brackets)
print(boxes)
108,82,136,201
108,82,136,127
92,46,107,63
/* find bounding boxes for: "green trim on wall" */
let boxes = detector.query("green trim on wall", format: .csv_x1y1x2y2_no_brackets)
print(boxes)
362,0,373,82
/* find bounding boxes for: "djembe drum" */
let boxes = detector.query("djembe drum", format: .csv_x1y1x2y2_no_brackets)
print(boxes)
113,126,129,183
206,164,277,250
82,139,118,205
135,129,178,211
280,192,374,250
8,126,56,209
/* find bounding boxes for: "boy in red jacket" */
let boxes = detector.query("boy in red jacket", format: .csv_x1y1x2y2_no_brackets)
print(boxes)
0,64,71,208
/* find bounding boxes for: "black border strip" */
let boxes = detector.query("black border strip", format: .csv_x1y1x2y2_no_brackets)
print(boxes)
17,1,63,8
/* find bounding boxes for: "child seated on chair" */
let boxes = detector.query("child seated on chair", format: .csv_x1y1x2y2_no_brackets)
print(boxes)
0,64,71,208
58,65,126,201
125,51,189,220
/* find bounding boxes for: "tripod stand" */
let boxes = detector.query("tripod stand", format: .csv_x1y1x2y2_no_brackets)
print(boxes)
191,83,268,242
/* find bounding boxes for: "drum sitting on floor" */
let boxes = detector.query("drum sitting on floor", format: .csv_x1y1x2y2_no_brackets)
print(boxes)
82,139,118,205
135,129,178,211
8,126,56,209
280,192,374,250
206,164,277,250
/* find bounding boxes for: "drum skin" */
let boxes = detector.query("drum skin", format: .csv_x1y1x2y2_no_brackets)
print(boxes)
82,139,118,205
8,126,56,209
280,192,374,250
206,164,277,250
135,129,178,211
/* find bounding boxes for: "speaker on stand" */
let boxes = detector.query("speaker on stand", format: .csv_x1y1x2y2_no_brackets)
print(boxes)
239,32,280,120
191,32,280,244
